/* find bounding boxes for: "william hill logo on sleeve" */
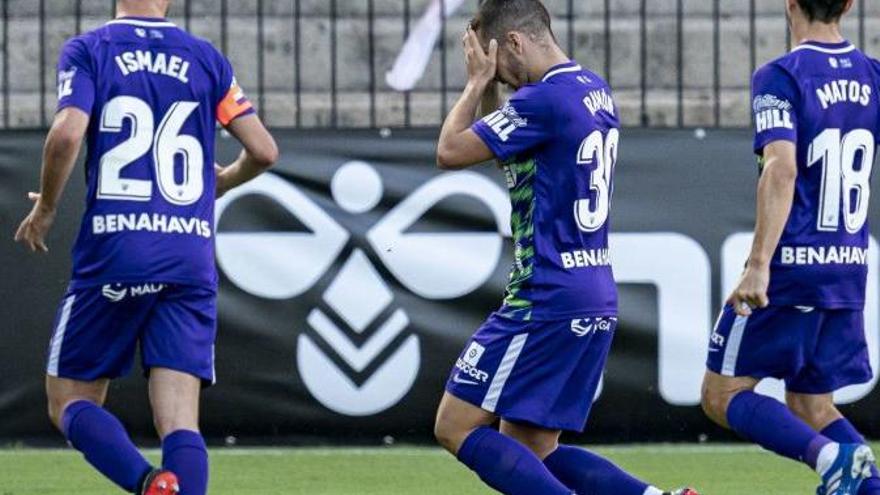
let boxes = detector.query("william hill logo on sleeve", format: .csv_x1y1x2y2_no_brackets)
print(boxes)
482,102,528,142
753,94,794,133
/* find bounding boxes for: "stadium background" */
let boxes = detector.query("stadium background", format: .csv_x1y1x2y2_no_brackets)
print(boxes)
2,0,880,449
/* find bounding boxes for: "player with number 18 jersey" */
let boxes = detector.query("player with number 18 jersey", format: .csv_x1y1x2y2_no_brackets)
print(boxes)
708,39,879,394
48,16,254,386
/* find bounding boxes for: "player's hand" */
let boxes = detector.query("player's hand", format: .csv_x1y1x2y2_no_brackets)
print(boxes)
14,192,55,253
726,264,770,316
463,27,497,88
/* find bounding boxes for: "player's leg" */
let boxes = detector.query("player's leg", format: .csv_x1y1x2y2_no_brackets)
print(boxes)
785,309,879,495
47,375,155,492
702,370,839,471
45,286,159,493
142,285,216,495
501,420,665,495
434,392,572,495
149,368,207,495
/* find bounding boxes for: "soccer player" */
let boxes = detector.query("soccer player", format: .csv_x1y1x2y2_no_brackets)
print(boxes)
13,1,277,494
702,1,879,494
433,1,697,494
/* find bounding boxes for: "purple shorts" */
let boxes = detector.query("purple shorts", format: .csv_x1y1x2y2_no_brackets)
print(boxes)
445,312,616,432
706,304,872,394
46,283,217,386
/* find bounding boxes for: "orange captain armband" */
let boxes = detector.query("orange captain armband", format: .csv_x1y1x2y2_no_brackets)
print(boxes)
216,79,254,126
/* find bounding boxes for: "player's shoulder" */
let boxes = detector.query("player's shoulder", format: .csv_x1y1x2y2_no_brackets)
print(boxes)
59,28,103,57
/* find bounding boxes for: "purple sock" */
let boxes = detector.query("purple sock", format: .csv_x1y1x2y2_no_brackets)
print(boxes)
726,391,831,468
457,427,572,495
821,418,880,495
544,444,651,495
62,400,152,492
162,430,209,495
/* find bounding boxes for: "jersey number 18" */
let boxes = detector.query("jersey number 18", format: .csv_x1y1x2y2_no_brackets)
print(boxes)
808,128,875,233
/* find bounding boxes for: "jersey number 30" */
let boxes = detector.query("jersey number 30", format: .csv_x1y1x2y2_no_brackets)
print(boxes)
97,96,204,205
808,128,874,233
575,128,619,232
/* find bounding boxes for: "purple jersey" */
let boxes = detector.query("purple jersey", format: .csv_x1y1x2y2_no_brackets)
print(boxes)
56,17,254,289
752,40,880,309
472,61,620,321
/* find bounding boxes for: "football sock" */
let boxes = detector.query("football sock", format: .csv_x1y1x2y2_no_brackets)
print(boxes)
544,444,657,495
821,418,880,495
162,430,209,495
726,391,832,470
62,400,152,492
457,427,572,495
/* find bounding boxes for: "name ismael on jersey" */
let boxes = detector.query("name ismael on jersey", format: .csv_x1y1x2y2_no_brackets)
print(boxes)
114,50,191,83
92,213,212,239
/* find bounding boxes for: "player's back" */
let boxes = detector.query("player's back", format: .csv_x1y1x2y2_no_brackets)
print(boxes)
58,17,250,289
752,40,880,308
473,62,620,321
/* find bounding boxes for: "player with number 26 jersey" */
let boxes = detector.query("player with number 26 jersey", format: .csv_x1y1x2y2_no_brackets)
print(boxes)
59,18,254,288
15,3,276,494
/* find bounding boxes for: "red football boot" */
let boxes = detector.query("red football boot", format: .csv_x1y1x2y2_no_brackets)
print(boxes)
140,469,180,495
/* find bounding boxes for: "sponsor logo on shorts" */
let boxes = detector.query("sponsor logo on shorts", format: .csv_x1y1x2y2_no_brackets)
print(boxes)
453,342,489,385
101,283,165,302
570,317,617,337
795,306,816,313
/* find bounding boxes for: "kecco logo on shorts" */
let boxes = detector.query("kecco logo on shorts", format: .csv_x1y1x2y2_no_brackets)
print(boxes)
215,163,511,417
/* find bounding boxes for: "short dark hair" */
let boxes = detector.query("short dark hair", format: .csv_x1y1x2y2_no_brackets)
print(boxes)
796,0,848,23
471,0,554,43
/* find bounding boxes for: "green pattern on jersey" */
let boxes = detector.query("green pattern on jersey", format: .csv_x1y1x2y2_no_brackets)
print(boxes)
500,158,537,321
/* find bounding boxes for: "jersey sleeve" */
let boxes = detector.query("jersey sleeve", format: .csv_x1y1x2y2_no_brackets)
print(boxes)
215,55,255,126
751,63,799,155
56,37,95,115
471,85,554,162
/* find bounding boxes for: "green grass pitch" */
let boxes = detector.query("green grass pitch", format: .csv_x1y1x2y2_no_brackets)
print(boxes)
0,443,862,494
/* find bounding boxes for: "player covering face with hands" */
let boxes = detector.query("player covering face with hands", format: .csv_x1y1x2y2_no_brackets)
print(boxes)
702,1,879,494
14,0,277,494
434,1,697,494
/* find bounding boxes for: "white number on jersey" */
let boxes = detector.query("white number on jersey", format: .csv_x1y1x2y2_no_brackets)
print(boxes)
97,96,204,205
807,128,874,233
575,128,619,232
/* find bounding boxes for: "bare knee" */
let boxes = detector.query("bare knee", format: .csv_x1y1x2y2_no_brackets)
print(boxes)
45,376,108,431
434,393,495,456
786,393,840,430
701,373,757,428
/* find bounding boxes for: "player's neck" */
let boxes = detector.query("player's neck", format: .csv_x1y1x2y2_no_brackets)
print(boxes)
791,21,845,48
115,7,166,20
529,45,571,84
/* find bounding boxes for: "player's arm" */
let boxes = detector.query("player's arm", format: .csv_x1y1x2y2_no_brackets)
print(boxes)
14,108,90,252
215,114,278,198
436,28,497,170
729,142,797,316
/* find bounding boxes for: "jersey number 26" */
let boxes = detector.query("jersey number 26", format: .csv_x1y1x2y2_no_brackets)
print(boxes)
97,96,205,206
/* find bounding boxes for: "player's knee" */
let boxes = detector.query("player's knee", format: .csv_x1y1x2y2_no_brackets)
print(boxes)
700,386,732,426
433,417,460,454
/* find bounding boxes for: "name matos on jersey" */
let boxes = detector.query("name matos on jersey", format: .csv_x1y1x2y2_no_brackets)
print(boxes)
754,94,795,132
482,102,528,142
816,79,872,109
114,50,191,83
